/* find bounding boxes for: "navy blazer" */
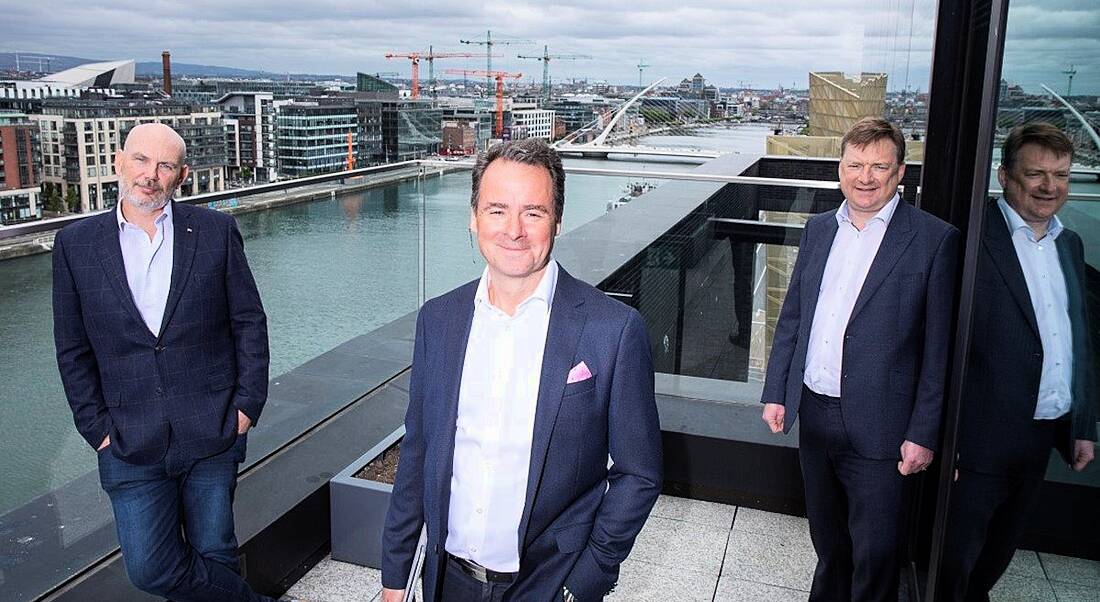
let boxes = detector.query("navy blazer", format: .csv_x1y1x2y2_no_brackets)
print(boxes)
53,201,269,465
382,266,662,601
762,199,960,459
957,201,1097,476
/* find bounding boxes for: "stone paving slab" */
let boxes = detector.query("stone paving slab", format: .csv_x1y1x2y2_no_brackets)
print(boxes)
284,496,1100,602
1039,552,1100,589
649,495,736,529
628,515,730,576
989,572,1057,601
607,558,719,601
714,574,810,602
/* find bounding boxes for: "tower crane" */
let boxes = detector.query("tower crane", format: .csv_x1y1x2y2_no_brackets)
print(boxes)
425,46,481,98
384,50,480,99
1063,65,1077,96
446,69,522,138
517,45,592,105
637,59,650,88
460,30,532,90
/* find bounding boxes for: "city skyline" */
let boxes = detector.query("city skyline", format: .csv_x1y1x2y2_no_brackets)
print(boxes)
1,0,1097,94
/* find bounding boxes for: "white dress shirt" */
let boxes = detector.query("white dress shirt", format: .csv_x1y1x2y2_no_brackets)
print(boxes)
804,194,900,397
445,259,559,572
117,202,174,336
998,199,1073,420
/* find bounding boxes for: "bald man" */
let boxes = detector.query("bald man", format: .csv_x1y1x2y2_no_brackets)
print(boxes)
53,123,274,601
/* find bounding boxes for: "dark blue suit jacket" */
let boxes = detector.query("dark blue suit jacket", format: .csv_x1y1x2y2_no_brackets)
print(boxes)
382,266,662,601
958,201,1097,476
53,201,269,465
762,199,960,459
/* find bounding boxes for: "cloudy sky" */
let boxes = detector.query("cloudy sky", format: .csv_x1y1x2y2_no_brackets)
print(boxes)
2,0,1097,94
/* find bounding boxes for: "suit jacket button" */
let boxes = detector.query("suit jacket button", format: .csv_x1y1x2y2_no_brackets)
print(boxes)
156,387,163,395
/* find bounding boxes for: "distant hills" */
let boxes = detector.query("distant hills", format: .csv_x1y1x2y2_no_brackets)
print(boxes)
0,52,353,81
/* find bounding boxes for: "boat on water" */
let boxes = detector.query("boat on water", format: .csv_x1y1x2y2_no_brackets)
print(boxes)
606,181,658,211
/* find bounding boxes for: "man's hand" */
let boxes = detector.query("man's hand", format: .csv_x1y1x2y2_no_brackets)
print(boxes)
898,440,934,475
97,435,110,451
237,410,252,435
1072,439,1095,472
762,403,786,433
380,587,404,602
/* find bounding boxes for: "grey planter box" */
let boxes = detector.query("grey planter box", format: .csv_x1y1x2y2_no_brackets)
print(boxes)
330,426,404,568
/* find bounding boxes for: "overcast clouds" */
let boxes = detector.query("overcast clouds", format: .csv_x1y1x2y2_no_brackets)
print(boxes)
2,0,1097,94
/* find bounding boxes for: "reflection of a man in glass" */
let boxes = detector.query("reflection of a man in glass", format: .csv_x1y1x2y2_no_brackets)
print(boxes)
940,122,1097,600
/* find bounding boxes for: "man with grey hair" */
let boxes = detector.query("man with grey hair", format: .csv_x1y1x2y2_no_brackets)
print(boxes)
382,138,662,601
53,123,273,601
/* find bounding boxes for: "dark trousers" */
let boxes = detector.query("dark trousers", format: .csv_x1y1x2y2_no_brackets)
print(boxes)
799,386,909,602
97,434,274,602
440,555,514,602
937,420,1064,602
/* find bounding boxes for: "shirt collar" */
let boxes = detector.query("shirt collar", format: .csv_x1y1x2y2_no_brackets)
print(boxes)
837,193,900,228
998,197,1062,242
474,258,559,316
117,200,173,231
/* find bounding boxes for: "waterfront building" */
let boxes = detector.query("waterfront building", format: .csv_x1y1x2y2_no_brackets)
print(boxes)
173,78,337,105
356,72,398,94
215,92,276,183
510,108,556,140
806,71,887,137
441,120,477,155
550,95,619,133
439,104,493,152
274,101,358,177
30,99,226,213
0,111,42,224
383,101,442,161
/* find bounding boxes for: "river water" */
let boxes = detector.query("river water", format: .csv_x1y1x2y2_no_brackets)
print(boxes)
3,123,1095,515
0,125,775,514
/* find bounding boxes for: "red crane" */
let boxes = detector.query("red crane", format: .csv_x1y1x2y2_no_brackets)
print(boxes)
385,51,479,99
445,69,522,138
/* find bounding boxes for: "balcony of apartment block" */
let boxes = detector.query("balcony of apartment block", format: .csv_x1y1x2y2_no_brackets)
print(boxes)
1,143,1097,602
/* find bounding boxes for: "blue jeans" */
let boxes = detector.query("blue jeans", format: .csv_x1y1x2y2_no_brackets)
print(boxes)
98,433,274,602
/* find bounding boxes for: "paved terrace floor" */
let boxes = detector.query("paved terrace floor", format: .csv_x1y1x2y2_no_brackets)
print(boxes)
286,495,1100,601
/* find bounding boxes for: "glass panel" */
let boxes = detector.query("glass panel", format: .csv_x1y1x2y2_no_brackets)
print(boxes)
937,0,1100,597
0,177,425,599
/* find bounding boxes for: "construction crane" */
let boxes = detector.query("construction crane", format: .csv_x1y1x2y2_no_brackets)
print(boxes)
517,45,592,105
460,30,532,91
386,50,481,99
446,69,522,138
637,59,650,88
1063,64,1077,96
384,52,425,98
425,46,482,99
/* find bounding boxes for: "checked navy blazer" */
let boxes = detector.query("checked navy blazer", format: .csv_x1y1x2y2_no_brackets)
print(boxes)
53,200,269,465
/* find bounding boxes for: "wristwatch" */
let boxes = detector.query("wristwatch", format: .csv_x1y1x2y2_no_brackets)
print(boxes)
562,585,576,602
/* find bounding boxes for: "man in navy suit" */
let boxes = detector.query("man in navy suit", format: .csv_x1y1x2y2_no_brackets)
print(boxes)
761,117,960,601
938,123,1096,601
53,123,273,601
381,138,662,601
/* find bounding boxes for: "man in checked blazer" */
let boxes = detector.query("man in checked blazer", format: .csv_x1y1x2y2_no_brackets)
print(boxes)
761,118,960,601
53,123,273,601
381,138,662,602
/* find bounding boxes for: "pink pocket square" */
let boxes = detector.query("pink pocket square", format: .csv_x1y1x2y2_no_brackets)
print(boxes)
567,361,593,384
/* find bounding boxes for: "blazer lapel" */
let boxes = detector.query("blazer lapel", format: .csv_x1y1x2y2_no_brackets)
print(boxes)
848,200,917,324
982,202,1040,338
433,286,477,539
518,269,587,550
94,213,148,335
157,202,197,341
802,212,839,320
